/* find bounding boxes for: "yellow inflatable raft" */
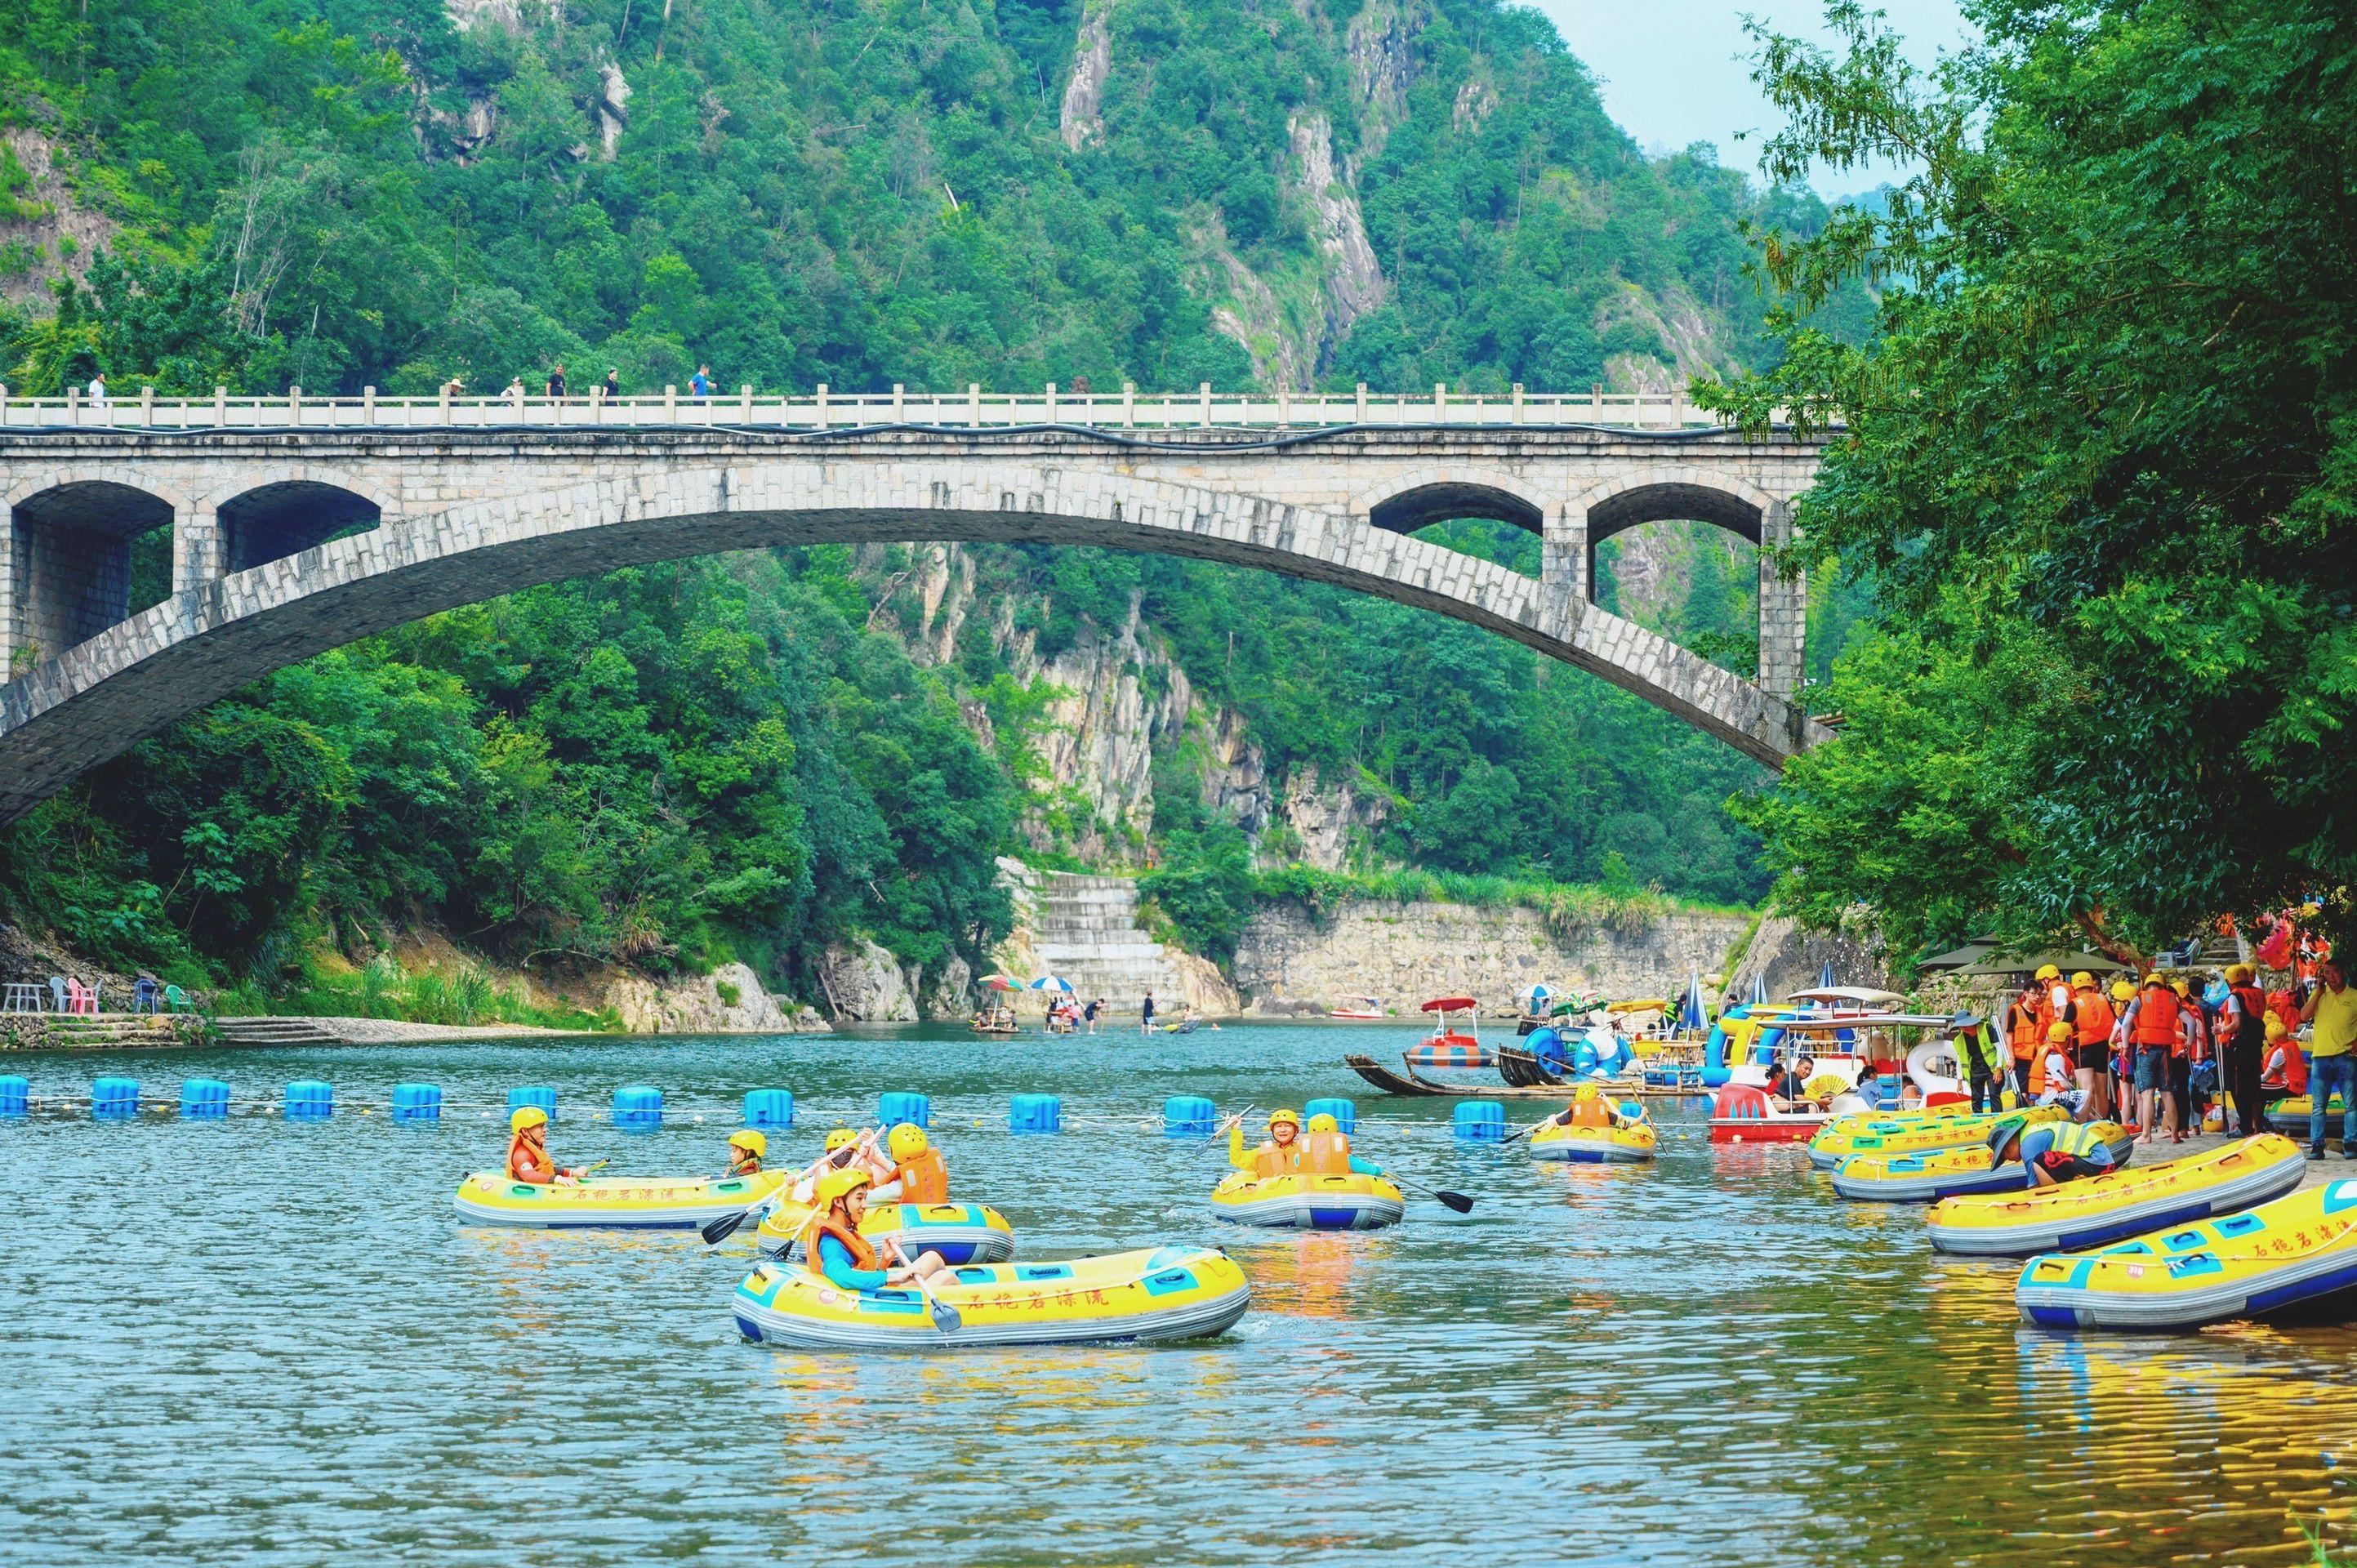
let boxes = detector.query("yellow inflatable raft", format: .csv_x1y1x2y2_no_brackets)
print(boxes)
1529,1105,1657,1165
452,1169,787,1230
1929,1134,2308,1257
2016,1178,2357,1331
1210,1169,1406,1229
1808,1104,2069,1169
733,1245,1252,1349
755,1198,1015,1265
1831,1123,2133,1203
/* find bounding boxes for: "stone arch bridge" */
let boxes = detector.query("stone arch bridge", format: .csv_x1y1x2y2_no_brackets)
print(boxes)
0,389,1832,821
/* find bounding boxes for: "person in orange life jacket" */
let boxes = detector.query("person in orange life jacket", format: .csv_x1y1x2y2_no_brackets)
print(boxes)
872,1122,948,1205
1299,1111,1383,1175
2119,973,2184,1147
2006,982,2045,1102
1954,1013,2007,1115
800,1168,951,1292
2263,1013,2308,1098
1550,1083,1620,1131
2033,1022,2082,1112
505,1106,582,1185
2221,963,2272,1138
1989,1115,2119,1190
1230,1108,1303,1177
724,1129,766,1177
2069,970,2115,1120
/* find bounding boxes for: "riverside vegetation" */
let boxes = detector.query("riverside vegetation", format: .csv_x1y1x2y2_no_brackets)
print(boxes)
0,0,1878,1013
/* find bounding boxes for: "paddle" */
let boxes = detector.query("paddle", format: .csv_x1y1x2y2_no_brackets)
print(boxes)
1197,1106,1256,1158
880,1234,963,1332
1384,1170,1476,1214
706,1129,888,1245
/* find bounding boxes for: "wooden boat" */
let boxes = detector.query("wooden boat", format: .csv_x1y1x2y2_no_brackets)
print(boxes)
1344,1054,1570,1100
969,1004,1018,1035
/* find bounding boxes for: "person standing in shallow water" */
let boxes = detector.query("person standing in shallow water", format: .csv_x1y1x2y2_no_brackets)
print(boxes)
1141,990,1156,1034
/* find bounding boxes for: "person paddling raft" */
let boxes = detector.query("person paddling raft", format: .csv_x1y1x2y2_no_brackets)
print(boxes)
506,1106,583,1186
1301,1111,1383,1176
1987,1114,2119,1189
800,1168,951,1293
1231,1108,1303,1177
874,1123,949,1204
725,1129,766,1177
1543,1083,1629,1132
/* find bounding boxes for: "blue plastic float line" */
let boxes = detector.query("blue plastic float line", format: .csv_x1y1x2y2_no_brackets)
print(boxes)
1009,1093,1062,1134
0,1074,27,1116
508,1085,558,1122
390,1083,442,1122
1453,1100,1507,1142
613,1085,664,1130
92,1077,140,1120
1303,1096,1357,1134
1164,1094,1217,1137
180,1079,231,1120
285,1080,334,1120
879,1090,930,1130
743,1088,795,1128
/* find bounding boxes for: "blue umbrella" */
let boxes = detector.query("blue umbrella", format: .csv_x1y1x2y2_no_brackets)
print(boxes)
1678,969,1706,1034
1030,974,1074,994
1817,959,1838,989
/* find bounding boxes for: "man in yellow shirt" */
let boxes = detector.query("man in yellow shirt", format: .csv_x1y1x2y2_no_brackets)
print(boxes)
2301,960,2357,1159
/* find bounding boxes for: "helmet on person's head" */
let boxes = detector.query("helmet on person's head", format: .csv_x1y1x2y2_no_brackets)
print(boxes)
1268,1108,1301,1129
2047,1021,2072,1044
1574,1084,1600,1102
2034,964,2061,982
888,1123,929,1162
1306,1113,1339,1133
2143,971,2172,989
2173,978,2191,998
728,1129,766,1156
2071,970,2096,989
824,1127,857,1153
510,1106,548,1134
817,1167,872,1204
2227,963,2255,985
2112,980,2135,1001
2266,1014,2288,1041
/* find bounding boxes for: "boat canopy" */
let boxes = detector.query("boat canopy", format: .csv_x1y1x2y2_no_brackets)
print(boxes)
1786,986,1909,1008
1421,996,1477,1013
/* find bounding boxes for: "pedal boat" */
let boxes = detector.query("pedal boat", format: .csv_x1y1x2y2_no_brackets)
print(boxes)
2016,1178,2357,1331
453,1169,788,1230
733,1245,1251,1350
1929,1134,2307,1257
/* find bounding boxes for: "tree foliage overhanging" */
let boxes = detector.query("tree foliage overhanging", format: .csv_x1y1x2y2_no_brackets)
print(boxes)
1703,0,2357,963
0,0,1838,995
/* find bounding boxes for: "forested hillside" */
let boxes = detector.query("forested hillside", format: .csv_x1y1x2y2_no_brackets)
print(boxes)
0,0,1860,1007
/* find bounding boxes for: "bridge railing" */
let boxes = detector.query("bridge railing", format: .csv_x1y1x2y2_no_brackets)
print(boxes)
0,383,1802,433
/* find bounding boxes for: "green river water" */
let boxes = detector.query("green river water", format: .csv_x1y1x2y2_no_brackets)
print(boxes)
2,1022,2351,1566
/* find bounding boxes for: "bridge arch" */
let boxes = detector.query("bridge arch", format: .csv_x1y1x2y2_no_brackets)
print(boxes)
216,479,385,574
6,478,188,661
0,462,1827,821
1567,470,1782,548
1357,468,1554,540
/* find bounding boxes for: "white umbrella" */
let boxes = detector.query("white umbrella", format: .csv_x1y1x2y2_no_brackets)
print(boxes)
1030,975,1074,994
1518,982,1555,1006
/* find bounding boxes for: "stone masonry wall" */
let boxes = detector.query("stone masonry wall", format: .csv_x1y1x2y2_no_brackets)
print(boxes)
1231,898,1753,1013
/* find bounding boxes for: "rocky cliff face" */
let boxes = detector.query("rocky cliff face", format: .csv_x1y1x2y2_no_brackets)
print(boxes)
1231,899,1752,1013
599,960,827,1033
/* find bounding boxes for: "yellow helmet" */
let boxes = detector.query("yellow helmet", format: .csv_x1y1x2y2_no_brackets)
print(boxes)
1306,1112,1339,1133
2266,1014,2289,1041
2172,978,2191,997
2046,1021,2072,1044
728,1129,766,1156
2226,963,2255,985
1268,1108,1301,1129
888,1123,929,1162
816,1167,872,1204
823,1127,857,1153
1575,1084,1600,1101
2034,964,2061,982
509,1106,548,1133
2070,970,2095,989
2111,980,2134,1002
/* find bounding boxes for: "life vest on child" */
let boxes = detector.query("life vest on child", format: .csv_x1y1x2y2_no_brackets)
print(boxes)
891,1148,950,1205
1300,1129,1353,1175
801,1212,880,1277
2132,986,2181,1048
1566,1096,1615,1129
507,1131,555,1184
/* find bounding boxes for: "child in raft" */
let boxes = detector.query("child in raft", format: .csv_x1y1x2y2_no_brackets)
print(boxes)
800,1168,953,1294
871,1122,950,1205
724,1129,765,1177
1229,1108,1381,1178
505,1106,586,1185
1988,1115,2118,1189
1542,1084,1640,1131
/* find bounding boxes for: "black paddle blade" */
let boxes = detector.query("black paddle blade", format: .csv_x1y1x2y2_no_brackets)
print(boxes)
929,1296,963,1332
700,1205,753,1245
1435,1190,1475,1214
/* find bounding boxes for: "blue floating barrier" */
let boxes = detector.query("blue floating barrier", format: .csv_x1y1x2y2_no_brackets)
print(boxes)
285,1080,334,1120
1303,1097,1357,1134
613,1085,664,1130
743,1088,795,1128
878,1090,930,1130
508,1085,558,1122
390,1083,443,1122
1452,1100,1506,1142
0,1075,27,1116
179,1079,231,1120
1163,1094,1218,1138
1009,1093,1062,1134
92,1077,140,1120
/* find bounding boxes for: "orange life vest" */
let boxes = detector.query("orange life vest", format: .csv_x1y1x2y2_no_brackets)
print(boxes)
728,1152,761,1177
801,1211,879,1276
1299,1130,1352,1175
2269,1037,2310,1095
2007,998,2042,1062
507,1130,555,1184
1253,1139,1300,1178
1566,1098,1615,1129
2073,987,2114,1047
2132,986,2181,1048
892,1148,949,1205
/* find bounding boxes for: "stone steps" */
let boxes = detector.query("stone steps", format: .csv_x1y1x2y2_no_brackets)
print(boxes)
216,1016,343,1047
1025,871,1199,1009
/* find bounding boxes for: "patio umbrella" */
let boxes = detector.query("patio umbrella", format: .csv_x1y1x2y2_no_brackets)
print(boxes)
1817,958,1838,989
1678,970,1707,1034
978,974,1022,992
1030,974,1075,994
1950,950,2131,978
1518,982,1555,1007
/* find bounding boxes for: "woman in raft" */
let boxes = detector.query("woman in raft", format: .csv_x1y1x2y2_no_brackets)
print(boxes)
1540,1083,1642,1131
724,1129,765,1177
871,1122,951,1205
505,1106,586,1186
799,1168,952,1292
1228,1108,1383,1178
1987,1114,2119,1189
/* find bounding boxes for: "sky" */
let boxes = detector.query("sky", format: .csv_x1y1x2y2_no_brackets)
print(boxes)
1525,0,1974,196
